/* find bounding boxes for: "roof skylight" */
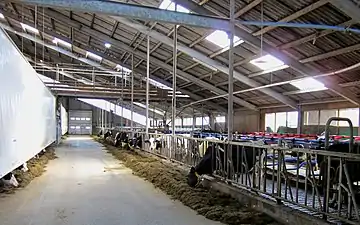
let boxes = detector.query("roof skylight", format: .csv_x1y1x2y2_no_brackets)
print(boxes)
159,0,189,13
250,54,285,70
205,30,242,48
52,38,72,48
148,78,172,90
134,102,165,115
86,51,102,61
115,64,132,74
21,23,39,34
290,77,327,92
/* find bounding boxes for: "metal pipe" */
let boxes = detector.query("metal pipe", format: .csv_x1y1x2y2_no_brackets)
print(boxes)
236,20,360,34
179,61,360,109
146,35,150,135
121,66,124,131
226,0,235,180
131,54,134,138
172,4,178,158
228,0,234,143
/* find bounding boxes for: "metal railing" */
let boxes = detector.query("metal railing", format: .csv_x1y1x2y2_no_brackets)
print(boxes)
101,120,360,224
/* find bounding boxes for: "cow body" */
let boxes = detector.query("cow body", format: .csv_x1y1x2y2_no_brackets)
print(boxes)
187,143,260,187
114,132,129,147
1,172,19,187
318,143,360,208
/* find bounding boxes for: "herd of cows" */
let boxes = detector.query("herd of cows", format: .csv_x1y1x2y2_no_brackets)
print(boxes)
98,129,360,210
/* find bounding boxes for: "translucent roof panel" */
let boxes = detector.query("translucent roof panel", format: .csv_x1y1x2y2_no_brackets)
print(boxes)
159,0,189,13
78,98,146,125
52,38,72,48
205,30,242,48
86,51,102,61
21,23,39,34
133,102,165,115
290,77,327,91
250,54,285,70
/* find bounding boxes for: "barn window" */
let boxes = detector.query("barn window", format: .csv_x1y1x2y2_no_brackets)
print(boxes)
216,116,226,123
195,117,209,126
339,108,359,127
265,111,298,133
175,118,182,126
183,118,193,126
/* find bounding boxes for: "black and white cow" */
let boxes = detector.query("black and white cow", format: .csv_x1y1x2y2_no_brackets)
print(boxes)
1,172,19,187
187,143,261,187
104,130,112,141
114,132,129,147
130,134,143,149
145,137,162,152
318,143,360,208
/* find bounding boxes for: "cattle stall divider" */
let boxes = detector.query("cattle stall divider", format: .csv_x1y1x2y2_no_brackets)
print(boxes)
102,128,360,225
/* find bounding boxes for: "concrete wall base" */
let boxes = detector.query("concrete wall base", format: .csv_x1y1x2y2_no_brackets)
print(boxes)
202,175,330,225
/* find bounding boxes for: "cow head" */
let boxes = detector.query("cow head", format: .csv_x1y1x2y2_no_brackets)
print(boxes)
187,167,200,187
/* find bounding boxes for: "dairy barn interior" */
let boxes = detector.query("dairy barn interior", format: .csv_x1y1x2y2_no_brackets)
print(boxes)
1,0,360,224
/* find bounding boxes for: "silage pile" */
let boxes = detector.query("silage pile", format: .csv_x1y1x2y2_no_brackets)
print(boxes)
0,148,57,195
95,137,279,225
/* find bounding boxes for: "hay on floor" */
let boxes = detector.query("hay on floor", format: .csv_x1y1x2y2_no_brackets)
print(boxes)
0,147,57,195
96,137,280,225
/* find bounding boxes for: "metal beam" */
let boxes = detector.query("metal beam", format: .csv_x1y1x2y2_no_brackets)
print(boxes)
278,19,356,50
27,8,237,111
253,0,329,36
4,24,219,117
0,13,226,113
9,0,232,31
112,16,297,109
173,0,360,106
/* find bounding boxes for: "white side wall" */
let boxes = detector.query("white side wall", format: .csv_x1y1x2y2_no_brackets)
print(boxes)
0,29,56,178
61,104,68,135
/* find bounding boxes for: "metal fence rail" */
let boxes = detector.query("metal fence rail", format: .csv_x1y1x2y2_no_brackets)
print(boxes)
102,129,360,224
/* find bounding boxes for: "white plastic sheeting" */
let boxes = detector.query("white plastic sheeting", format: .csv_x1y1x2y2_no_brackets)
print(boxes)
0,28,56,178
78,98,146,126
61,104,68,135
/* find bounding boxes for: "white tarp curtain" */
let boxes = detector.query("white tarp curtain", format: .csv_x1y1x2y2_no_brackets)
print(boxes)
78,98,146,126
0,28,56,178
61,104,68,135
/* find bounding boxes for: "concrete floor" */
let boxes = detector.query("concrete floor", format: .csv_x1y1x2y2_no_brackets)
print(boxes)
0,136,222,225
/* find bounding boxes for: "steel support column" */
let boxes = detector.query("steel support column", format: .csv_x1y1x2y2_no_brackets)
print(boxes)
146,35,150,135
227,0,235,180
131,54,134,137
171,6,178,159
297,105,303,134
